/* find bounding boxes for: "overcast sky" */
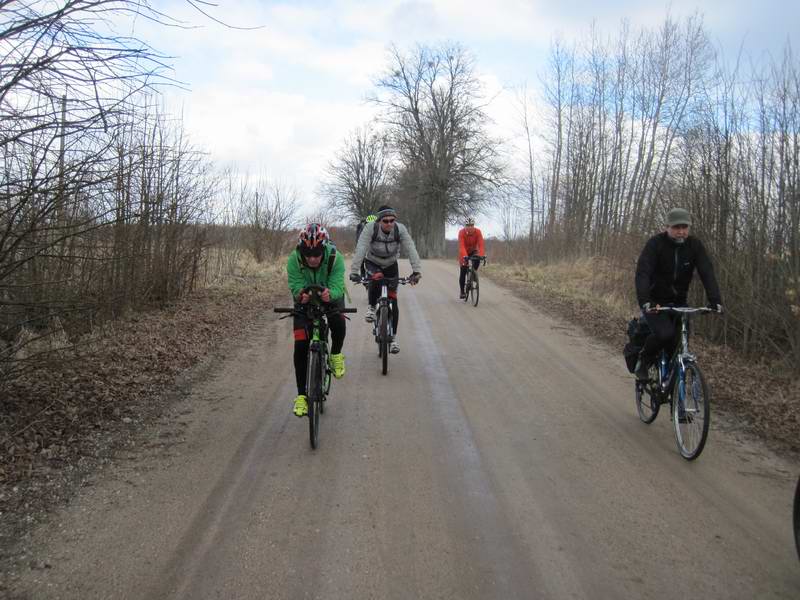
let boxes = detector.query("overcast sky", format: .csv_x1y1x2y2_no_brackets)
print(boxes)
123,0,799,236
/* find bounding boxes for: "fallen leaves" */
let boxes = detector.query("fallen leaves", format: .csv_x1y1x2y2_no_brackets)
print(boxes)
0,269,285,557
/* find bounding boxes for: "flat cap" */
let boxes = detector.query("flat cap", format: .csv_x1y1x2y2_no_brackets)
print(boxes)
666,208,692,226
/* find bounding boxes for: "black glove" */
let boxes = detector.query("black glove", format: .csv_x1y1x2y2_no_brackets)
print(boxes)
708,302,723,314
349,273,361,283
409,272,421,284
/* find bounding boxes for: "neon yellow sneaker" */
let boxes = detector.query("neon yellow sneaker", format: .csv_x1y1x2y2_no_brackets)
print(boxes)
293,394,308,417
330,353,346,379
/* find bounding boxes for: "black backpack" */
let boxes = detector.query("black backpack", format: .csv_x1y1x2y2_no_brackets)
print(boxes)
623,316,650,373
325,245,338,277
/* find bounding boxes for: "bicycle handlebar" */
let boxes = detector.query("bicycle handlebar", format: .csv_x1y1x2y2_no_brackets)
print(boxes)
274,305,358,316
274,285,359,316
356,275,413,285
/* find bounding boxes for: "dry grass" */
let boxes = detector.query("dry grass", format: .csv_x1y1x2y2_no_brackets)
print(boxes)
484,258,800,456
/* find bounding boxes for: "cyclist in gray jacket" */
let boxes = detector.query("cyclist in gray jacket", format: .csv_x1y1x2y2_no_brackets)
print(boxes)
349,205,421,354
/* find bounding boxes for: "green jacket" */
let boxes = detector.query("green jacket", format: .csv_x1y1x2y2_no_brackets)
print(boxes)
286,244,345,302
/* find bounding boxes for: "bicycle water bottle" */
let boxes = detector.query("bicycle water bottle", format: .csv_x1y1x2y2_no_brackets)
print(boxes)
659,352,668,387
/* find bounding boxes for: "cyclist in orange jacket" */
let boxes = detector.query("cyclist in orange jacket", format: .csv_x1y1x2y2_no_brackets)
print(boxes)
458,217,485,299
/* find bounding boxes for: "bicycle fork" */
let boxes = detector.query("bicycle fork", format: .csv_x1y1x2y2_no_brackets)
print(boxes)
373,285,394,341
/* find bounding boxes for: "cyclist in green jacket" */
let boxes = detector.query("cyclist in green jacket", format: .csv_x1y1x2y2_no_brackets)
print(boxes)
286,223,347,417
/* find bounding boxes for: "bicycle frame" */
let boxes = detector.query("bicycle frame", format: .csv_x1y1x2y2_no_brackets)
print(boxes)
358,275,411,375
653,308,705,399
359,275,410,337
306,311,330,396
463,255,486,305
376,280,392,341
637,305,716,460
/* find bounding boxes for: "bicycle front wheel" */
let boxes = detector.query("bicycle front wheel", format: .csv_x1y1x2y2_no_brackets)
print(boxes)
471,270,480,306
307,349,322,449
635,381,659,424
379,305,389,375
673,362,710,460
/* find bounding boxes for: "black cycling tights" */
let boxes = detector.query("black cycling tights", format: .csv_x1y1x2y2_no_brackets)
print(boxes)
365,260,400,335
293,313,345,396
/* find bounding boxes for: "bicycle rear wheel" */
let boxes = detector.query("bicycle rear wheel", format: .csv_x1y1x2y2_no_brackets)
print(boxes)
471,270,480,306
379,305,389,375
307,349,322,449
635,381,659,424
673,362,710,460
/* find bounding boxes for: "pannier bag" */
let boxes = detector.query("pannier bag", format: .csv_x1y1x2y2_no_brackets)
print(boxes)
623,316,650,373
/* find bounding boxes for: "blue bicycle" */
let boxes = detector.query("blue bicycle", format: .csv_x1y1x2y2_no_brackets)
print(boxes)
635,306,717,460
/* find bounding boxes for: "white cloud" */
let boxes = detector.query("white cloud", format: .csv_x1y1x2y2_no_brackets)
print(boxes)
115,0,799,230
174,83,378,202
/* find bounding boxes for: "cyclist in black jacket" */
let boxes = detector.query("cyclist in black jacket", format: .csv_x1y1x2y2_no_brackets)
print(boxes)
634,208,723,380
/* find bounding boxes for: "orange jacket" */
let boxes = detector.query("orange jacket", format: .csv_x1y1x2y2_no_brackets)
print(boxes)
458,227,485,262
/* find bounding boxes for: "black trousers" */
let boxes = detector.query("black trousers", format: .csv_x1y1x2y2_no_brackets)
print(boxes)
459,256,482,293
364,259,400,335
640,311,679,365
293,298,346,395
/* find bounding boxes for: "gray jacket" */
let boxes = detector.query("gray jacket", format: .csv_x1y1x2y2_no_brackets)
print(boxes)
350,221,422,274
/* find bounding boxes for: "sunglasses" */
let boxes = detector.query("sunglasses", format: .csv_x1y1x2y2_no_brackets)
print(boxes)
381,218,396,224
301,246,324,258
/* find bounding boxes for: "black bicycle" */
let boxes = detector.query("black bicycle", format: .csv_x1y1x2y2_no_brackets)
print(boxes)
462,255,486,307
275,286,356,449
358,275,411,375
635,306,718,460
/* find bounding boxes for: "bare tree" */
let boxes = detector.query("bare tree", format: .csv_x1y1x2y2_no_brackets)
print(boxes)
0,1,226,382
321,124,391,222
240,176,299,263
371,43,505,257
527,15,800,369
513,85,543,257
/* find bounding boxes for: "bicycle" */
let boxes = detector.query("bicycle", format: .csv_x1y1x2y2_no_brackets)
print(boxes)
635,306,718,460
358,274,411,375
462,255,486,307
274,285,357,449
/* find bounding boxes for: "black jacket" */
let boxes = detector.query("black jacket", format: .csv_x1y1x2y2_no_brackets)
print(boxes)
635,232,722,308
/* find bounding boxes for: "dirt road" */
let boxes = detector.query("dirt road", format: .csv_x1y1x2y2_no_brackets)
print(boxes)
8,259,799,599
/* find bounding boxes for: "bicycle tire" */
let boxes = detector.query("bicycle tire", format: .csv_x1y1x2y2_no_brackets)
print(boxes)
635,381,659,424
307,349,322,449
379,305,389,375
673,362,710,460
471,270,480,306
463,271,471,303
